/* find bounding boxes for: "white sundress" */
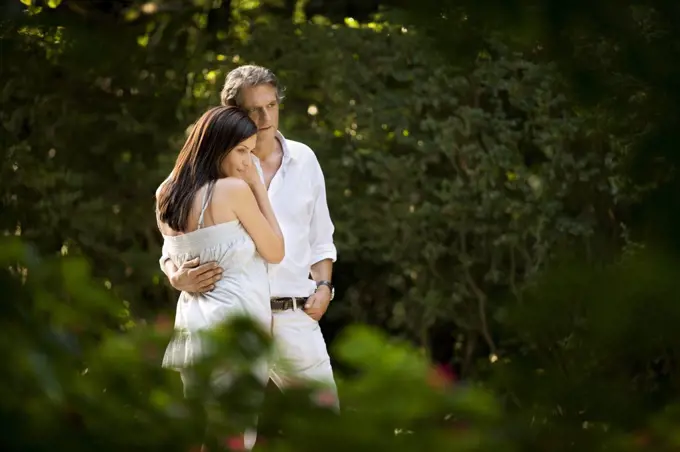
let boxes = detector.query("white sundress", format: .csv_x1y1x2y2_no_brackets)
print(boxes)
160,180,271,381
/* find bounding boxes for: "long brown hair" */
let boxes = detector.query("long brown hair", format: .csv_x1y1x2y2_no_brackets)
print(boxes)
157,106,257,232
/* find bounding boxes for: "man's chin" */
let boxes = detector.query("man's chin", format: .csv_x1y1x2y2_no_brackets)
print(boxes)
256,130,274,146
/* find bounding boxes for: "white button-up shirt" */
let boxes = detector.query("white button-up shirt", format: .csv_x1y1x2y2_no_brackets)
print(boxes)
160,131,337,298
258,132,336,297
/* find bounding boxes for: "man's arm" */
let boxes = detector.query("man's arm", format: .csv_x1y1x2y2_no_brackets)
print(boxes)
304,155,337,319
156,178,223,293
310,259,333,284
306,259,333,318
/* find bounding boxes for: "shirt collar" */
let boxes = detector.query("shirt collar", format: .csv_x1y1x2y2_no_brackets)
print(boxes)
275,130,299,162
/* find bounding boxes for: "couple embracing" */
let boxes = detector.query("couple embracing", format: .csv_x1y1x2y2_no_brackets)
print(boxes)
155,65,338,449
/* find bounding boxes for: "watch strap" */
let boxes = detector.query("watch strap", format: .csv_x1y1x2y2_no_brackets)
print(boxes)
316,280,334,300
316,280,333,290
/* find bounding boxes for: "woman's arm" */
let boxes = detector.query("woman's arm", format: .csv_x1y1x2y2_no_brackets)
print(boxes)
232,179,285,263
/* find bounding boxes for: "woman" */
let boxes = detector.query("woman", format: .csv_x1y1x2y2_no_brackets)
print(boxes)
155,107,284,446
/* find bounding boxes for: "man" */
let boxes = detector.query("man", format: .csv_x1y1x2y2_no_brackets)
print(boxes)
159,65,338,408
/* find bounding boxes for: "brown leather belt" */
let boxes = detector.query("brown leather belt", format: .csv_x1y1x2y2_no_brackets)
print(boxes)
270,296,308,312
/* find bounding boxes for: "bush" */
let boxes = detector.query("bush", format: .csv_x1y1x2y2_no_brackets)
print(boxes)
1,236,513,451
5,237,680,451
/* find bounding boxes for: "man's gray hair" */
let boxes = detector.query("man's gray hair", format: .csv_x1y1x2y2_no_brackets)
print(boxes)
220,65,285,107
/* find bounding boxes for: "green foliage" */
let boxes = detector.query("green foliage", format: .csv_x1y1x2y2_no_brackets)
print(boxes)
1,0,631,354
5,1,680,450
236,20,632,361
388,0,680,250
3,234,680,450
487,247,680,451
1,236,512,451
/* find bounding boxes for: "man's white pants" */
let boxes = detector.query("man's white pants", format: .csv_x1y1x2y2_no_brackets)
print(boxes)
269,308,338,403
180,306,338,449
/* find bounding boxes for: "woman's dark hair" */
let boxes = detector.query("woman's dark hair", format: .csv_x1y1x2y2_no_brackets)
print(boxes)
156,106,257,232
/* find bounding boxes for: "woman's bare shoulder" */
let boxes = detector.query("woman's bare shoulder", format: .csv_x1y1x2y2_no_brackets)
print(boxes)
155,175,172,199
214,177,249,193
212,177,251,206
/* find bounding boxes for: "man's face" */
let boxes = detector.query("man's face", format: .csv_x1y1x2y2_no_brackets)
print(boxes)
240,84,279,143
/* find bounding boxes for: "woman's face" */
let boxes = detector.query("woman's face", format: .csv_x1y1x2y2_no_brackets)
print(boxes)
220,134,257,177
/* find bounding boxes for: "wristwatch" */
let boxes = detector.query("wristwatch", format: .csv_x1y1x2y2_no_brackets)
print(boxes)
316,280,334,301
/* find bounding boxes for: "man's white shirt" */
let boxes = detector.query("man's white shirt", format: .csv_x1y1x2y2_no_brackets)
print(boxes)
160,131,337,298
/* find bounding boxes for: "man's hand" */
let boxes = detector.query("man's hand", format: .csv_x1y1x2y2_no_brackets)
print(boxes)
168,258,223,293
304,286,332,321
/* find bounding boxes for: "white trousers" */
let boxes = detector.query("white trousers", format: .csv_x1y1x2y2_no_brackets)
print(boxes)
269,308,338,402
180,306,338,450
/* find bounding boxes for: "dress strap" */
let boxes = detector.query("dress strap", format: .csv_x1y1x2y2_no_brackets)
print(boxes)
197,181,215,230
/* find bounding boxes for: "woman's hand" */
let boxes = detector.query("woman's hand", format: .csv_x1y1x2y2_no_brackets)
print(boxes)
238,158,263,188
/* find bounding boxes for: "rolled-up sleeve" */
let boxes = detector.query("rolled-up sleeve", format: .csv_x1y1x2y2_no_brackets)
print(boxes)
309,155,337,264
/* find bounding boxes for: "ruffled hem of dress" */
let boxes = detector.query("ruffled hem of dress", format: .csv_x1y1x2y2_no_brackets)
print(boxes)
161,329,213,370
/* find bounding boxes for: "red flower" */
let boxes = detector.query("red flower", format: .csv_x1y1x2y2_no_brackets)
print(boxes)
312,389,338,408
143,343,160,360
427,363,457,389
631,430,651,448
223,435,246,451
154,314,173,333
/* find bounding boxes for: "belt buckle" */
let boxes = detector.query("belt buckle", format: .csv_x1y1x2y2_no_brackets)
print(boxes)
291,297,298,311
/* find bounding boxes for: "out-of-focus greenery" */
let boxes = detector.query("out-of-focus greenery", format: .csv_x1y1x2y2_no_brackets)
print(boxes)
387,0,680,250
1,0,634,360
1,236,513,451
4,0,680,450
3,229,680,450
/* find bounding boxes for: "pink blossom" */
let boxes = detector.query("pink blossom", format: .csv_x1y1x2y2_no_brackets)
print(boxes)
427,363,457,389
313,389,338,407
223,435,246,451
154,314,173,333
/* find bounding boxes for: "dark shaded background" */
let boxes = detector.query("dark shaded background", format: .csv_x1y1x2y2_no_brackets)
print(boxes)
3,0,680,450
